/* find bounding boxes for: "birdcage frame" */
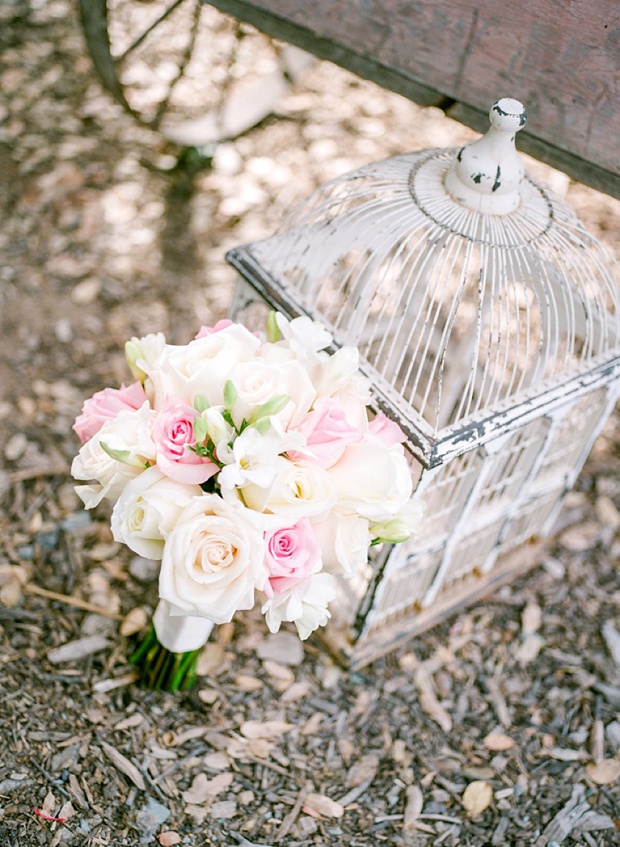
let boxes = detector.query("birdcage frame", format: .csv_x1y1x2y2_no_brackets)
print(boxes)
227,255,620,666
225,101,620,667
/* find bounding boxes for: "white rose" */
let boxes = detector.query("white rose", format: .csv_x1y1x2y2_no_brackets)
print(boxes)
153,599,214,652
262,572,337,640
159,494,268,624
311,512,371,577
241,460,336,520
328,441,413,521
71,405,156,508
227,355,316,429
110,466,202,559
147,324,261,409
311,346,371,403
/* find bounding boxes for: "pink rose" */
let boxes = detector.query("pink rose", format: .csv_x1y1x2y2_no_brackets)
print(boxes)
73,381,147,444
263,519,322,598
194,319,234,339
368,413,407,446
289,397,363,468
152,397,218,485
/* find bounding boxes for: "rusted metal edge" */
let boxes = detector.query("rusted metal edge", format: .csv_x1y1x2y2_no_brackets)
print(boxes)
205,0,620,198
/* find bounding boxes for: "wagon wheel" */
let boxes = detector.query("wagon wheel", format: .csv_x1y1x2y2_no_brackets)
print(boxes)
77,0,312,147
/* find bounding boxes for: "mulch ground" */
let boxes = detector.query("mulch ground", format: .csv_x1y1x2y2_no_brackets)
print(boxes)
1,2,620,845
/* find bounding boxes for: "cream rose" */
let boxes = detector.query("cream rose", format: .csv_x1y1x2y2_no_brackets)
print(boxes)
311,512,371,577
148,324,261,409
159,494,268,624
241,460,336,520
110,467,202,560
71,405,156,508
227,354,316,429
328,441,413,521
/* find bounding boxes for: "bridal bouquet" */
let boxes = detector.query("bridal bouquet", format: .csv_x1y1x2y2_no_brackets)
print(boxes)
72,312,423,690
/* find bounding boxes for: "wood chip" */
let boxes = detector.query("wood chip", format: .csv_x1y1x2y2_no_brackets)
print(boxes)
302,792,344,819
100,741,145,790
240,720,294,740
462,780,493,816
601,621,620,666
158,833,182,847
119,606,148,637
182,771,233,805
521,601,542,635
484,732,516,751
586,758,620,785
403,784,424,831
414,665,452,732
48,634,111,664
345,752,379,787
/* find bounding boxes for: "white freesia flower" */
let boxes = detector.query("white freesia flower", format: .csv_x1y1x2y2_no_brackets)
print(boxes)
159,494,268,624
110,466,202,559
218,426,290,491
153,599,214,652
227,356,316,429
311,512,371,577
275,313,332,359
203,406,235,453
71,404,156,507
148,324,261,409
370,497,425,543
125,332,167,383
241,460,336,519
328,441,413,521
262,572,337,639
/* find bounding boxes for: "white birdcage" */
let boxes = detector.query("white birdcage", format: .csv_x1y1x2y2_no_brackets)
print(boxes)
227,98,620,666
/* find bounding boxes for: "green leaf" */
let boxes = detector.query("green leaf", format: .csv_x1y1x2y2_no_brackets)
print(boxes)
100,441,143,467
124,340,145,381
252,418,273,435
193,415,208,444
194,394,209,413
266,311,282,343
248,393,289,424
224,380,237,410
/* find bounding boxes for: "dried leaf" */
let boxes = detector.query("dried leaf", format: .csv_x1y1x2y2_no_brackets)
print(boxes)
240,720,294,740
303,792,344,819
346,753,379,787
462,780,493,816
210,799,237,819
196,643,226,676
403,784,424,830
182,771,233,805
586,759,620,785
100,742,145,790
484,732,516,751
521,601,542,635
602,622,620,666
516,633,544,666
119,606,147,637
158,833,182,847
414,666,452,732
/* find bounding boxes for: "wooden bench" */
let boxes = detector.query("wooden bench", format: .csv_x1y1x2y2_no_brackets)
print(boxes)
207,0,620,199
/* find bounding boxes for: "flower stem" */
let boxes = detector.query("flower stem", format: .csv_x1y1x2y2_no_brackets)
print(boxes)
130,625,202,692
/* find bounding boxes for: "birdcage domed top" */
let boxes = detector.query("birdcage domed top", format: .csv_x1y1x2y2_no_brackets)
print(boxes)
228,99,620,465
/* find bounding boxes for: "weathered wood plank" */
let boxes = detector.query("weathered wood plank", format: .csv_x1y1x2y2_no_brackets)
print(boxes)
206,0,620,197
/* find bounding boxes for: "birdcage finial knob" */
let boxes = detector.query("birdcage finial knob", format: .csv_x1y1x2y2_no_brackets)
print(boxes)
444,98,527,214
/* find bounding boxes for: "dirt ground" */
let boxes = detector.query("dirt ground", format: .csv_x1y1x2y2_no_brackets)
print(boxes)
1,2,620,845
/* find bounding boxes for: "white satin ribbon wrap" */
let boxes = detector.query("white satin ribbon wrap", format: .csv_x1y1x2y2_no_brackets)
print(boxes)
153,599,214,653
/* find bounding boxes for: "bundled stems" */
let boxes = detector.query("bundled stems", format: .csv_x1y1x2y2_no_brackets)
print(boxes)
130,625,202,692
